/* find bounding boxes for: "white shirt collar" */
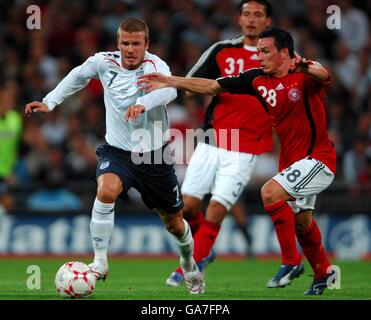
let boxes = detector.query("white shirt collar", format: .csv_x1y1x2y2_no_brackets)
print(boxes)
244,44,258,52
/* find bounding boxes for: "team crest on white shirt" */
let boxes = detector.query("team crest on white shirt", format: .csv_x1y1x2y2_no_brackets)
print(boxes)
288,87,301,102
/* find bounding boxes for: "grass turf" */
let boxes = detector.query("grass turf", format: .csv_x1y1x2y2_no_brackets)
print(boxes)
0,257,370,300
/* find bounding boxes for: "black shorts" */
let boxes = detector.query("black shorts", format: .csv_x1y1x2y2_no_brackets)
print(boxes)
95,143,183,214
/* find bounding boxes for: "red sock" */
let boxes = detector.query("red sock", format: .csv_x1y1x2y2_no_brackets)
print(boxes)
296,219,330,279
176,220,220,274
265,200,301,266
187,210,204,235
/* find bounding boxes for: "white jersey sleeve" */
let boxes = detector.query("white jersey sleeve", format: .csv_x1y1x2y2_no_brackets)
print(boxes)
42,53,104,111
135,59,177,111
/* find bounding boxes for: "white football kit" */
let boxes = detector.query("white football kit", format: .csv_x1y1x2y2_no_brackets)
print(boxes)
181,142,257,210
273,157,335,213
43,51,177,152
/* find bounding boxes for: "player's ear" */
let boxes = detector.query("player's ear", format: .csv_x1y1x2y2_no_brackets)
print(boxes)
280,47,290,59
237,14,243,28
265,17,272,27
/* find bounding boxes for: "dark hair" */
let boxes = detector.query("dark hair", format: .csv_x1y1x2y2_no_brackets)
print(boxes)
117,18,149,42
259,27,294,58
237,0,272,17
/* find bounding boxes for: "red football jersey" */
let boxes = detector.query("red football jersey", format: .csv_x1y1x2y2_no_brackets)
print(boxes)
217,68,337,173
187,38,273,154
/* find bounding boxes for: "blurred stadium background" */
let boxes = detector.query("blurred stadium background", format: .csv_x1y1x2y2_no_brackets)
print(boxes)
0,0,370,260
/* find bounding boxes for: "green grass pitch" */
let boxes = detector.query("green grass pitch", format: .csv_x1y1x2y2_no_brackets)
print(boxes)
0,257,370,300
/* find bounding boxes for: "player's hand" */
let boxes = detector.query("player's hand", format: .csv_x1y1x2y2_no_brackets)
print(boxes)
290,57,312,73
137,72,168,92
25,101,49,115
124,105,145,121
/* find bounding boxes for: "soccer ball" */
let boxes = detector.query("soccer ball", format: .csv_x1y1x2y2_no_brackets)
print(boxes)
55,261,96,298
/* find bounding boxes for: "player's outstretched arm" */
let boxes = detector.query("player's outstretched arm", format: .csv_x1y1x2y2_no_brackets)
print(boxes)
290,57,331,84
25,101,49,115
138,72,225,95
29,55,100,113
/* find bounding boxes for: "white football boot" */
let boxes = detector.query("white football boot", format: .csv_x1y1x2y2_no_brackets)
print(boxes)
182,265,205,294
88,261,109,281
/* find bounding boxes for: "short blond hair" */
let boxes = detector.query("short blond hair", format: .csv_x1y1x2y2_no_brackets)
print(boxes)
117,18,149,42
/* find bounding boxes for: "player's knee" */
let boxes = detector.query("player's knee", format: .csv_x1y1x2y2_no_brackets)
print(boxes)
97,187,117,203
165,220,184,237
260,184,274,204
182,196,201,218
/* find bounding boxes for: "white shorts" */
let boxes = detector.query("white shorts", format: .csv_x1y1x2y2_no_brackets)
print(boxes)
181,142,257,210
273,157,334,214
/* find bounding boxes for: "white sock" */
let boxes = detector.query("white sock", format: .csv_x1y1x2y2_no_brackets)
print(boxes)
90,198,115,266
171,219,196,273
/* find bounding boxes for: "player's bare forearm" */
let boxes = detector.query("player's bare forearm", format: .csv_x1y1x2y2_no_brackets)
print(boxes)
304,62,331,84
138,72,224,95
167,76,223,95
